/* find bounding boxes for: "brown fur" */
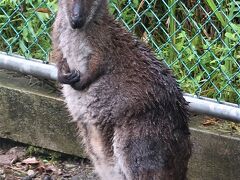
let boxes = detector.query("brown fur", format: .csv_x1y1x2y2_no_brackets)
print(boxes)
52,0,191,179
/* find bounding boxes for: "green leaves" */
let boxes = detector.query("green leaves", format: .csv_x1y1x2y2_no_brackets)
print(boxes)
205,0,227,27
0,0,57,60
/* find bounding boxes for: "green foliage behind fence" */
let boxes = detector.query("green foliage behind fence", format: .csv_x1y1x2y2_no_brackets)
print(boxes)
0,0,239,105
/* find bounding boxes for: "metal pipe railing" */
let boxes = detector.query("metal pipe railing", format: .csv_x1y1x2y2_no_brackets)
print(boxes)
0,53,57,80
0,53,239,122
185,95,240,123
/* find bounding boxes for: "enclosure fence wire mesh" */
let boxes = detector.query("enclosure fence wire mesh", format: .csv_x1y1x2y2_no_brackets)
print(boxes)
0,0,239,106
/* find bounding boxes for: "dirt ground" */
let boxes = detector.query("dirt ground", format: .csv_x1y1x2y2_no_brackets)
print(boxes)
0,138,98,180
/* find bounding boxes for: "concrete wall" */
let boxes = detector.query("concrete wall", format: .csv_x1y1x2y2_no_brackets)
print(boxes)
0,70,84,156
0,70,240,179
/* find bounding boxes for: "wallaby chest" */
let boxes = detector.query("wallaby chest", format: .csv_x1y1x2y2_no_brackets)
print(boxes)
58,27,92,74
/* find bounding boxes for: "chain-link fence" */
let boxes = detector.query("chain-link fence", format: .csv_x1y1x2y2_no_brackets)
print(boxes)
0,0,239,106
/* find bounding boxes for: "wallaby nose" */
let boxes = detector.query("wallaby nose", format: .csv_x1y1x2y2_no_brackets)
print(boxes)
71,15,85,29
70,1,86,29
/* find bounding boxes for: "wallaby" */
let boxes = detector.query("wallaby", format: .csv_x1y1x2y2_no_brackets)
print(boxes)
52,0,191,179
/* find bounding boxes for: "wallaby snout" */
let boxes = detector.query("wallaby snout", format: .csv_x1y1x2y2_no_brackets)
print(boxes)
70,0,86,29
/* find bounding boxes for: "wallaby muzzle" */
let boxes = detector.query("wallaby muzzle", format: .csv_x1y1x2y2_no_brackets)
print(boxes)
70,0,86,29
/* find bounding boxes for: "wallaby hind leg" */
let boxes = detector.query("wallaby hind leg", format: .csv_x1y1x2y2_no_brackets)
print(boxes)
113,127,189,180
79,123,126,180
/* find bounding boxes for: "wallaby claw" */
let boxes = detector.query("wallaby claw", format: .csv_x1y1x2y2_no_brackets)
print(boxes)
58,69,80,85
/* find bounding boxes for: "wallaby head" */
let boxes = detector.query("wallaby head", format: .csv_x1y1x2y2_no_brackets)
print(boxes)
59,0,107,29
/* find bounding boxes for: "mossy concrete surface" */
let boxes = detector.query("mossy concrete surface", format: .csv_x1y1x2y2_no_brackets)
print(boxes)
188,116,240,180
0,70,85,156
0,70,240,179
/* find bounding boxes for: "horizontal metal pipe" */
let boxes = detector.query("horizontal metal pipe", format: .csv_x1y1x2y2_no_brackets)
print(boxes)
185,95,240,123
0,53,239,122
0,53,57,80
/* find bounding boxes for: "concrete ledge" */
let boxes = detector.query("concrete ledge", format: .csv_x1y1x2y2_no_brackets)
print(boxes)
0,70,84,156
0,70,240,179
189,123,240,179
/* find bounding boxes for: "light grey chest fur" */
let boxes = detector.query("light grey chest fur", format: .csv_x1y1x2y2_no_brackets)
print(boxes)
58,27,92,73
58,27,96,123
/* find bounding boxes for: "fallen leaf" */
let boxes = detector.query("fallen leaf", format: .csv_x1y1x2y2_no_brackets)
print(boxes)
6,147,26,161
202,117,218,126
22,157,39,165
0,154,17,166
46,165,57,174
36,165,46,173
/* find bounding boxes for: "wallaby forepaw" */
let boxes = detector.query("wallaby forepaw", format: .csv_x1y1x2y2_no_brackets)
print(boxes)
58,69,80,85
